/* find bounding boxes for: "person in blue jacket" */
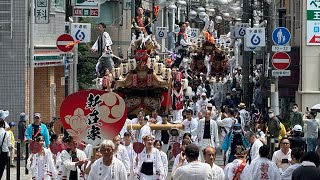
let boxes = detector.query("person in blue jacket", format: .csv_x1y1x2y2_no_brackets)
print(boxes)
222,123,249,164
25,113,50,147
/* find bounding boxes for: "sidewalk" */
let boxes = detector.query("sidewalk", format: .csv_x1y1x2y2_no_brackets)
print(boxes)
1,159,31,180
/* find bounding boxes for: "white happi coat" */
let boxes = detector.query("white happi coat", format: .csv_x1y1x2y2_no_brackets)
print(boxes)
196,119,219,148
183,118,198,142
250,139,264,162
87,157,128,180
114,144,131,175
135,147,165,180
159,150,168,178
27,148,57,180
125,143,137,180
92,32,113,52
243,157,281,180
57,148,87,180
224,159,247,180
211,163,225,180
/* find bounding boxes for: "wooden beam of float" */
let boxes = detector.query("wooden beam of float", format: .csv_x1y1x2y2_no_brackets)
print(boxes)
127,124,183,130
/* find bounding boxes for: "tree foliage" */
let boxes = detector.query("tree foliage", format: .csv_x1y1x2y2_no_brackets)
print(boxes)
77,17,97,90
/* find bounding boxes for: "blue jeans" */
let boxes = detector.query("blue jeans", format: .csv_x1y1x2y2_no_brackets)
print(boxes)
306,138,317,152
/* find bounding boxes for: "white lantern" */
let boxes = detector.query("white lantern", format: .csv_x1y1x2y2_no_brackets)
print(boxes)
215,16,223,23
155,63,164,75
112,67,121,80
147,57,156,69
162,68,172,80
128,58,137,71
121,63,129,75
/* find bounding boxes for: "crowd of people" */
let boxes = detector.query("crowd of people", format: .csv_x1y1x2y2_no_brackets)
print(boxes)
1,6,320,180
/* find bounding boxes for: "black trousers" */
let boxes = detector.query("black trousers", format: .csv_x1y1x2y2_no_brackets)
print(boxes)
0,151,8,179
171,49,187,68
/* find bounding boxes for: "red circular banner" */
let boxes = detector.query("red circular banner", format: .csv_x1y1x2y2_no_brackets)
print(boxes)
60,90,127,146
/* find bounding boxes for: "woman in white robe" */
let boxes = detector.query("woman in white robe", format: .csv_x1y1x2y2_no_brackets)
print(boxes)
154,140,168,178
135,135,165,180
27,135,57,180
57,136,88,180
87,140,128,180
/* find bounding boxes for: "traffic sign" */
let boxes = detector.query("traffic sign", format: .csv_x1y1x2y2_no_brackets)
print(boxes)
272,70,291,76
272,52,291,70
56,34,74,52
307,0,320,45
272,45,291,52
156,27,167,39
244,38,261,51
272,27,291,45
190,28,199,38
71,23,91,43
245,28,266,47
235,23,249,38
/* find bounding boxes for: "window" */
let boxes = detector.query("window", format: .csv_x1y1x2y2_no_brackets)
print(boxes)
54,0,65,11
0,0,11,33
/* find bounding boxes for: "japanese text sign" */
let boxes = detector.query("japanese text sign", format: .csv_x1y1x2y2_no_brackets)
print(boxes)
60,90,127,146
35,0,49,24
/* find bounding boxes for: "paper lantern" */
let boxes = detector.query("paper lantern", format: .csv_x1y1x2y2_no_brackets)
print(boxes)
112,67,121,80
162,68,172,80
121,63,129,75
147,57,156,69
155,62,164,75
129,58,137,71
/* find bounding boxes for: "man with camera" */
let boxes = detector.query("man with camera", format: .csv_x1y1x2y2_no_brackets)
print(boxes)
303,110,320,152
272,137,292,171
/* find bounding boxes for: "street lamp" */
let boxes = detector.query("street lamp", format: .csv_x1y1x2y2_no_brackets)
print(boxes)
197,6,206,13
215,15,223,23
177,0,187,22
199,12,208,20
189,10,197,20
206,8,216,16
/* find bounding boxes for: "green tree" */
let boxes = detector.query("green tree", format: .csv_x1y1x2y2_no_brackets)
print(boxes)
77,17,98,90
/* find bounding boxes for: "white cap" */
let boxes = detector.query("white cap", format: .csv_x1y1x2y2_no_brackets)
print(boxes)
207,103,213,108
293,125,302,132
0,110,9,120
201,92,206,96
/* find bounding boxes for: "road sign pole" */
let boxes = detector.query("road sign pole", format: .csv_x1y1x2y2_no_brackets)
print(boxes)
269,0,280,115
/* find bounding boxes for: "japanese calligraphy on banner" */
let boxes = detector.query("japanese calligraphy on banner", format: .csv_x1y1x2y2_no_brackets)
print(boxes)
35,0,49,24
307,0,320,45
60,90,127,146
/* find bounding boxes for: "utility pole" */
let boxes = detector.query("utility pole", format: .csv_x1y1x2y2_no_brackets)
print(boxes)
242,0,253,107
269,0,279,115
29,0,35,123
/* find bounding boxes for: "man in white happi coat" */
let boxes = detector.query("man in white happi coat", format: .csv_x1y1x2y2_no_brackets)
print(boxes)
172,144,213,180
146,109,162,124
113,135,131,176
59,136,88,180
182,109,198,142
243,145,281,180
135,111,152,143
271,137,292,171
91,22,114,75
206,103,218,120
88,140,128,180
224,145,248,180
196,110,219,161
211,76,223,108
198,93,209,113
123,132,136,180
203,147,225,180
238,103,251,131
245,131,263,164
190,95,200,118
